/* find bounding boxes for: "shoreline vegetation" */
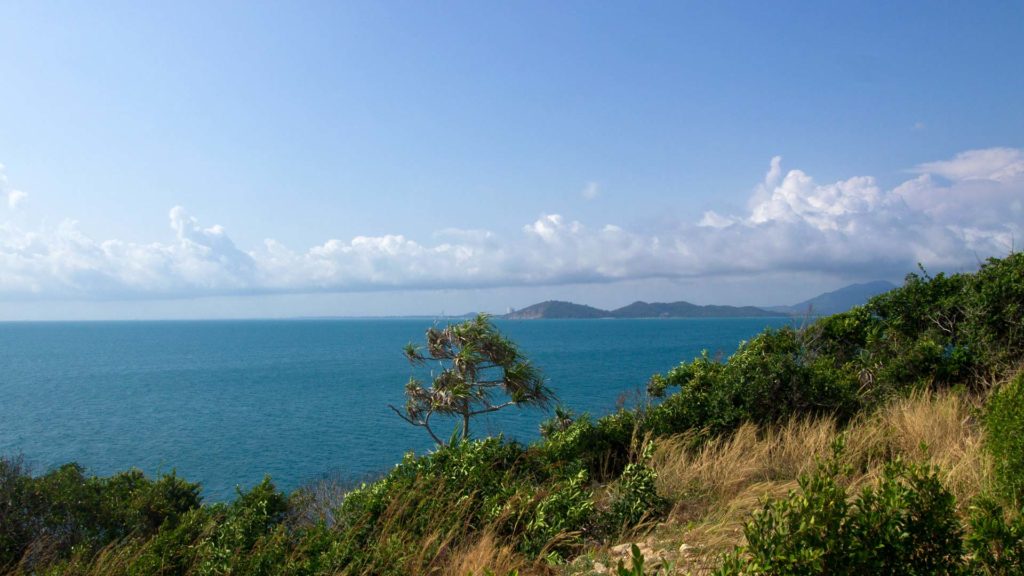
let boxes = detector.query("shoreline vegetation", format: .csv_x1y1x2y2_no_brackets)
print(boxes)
3,255,1023,575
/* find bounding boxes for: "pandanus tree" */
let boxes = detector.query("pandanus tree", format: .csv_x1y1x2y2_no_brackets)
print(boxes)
390,314,553,445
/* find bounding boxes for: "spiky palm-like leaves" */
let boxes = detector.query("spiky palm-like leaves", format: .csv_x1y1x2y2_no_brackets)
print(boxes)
390,314,553,445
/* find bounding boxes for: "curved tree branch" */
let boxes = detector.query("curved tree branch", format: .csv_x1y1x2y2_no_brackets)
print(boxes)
389,404,443,446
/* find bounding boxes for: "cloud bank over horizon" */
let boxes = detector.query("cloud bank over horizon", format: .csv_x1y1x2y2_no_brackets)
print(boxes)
1,148,1021,301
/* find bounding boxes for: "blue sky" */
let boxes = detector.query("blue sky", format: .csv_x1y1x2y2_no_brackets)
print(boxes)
1,1,1022,319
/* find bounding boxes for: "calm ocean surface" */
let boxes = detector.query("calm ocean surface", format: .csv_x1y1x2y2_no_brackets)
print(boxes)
0,318,792,500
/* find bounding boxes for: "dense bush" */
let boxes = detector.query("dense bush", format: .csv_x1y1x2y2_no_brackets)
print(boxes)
537,410,638,482
647,327,861,436
715,456,964,575
986,373,1024,506
645,254,1024,444
98,477,291,576
851,254,1023,392
965,498,1024,575
603,461,666,531
0,457,200,571
323,434,608,571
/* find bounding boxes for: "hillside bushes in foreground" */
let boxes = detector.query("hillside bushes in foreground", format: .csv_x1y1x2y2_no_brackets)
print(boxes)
0,457,200,572
966,498,1024,575
813,253,1024,394
715,456,964,575
643,254,1024,452
986,373,1024,507
647,327,861,436
636,452,1024,575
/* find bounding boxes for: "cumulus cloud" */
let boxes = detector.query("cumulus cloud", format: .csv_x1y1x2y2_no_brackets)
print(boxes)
913,147,1024,183
0,148,1021,299
691,149,1021,276
7,190,27,209
1,164,28,210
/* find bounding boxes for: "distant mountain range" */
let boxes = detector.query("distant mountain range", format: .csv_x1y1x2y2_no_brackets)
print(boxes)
501,280,897,320
504,300,786,320
764,280,897,317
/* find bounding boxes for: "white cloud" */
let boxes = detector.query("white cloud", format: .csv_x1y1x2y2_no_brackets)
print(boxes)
913,147,1024,183
697,148,1022,276
0,148,1021,299
697,211,735,228
581,181,600,200
7,190,27,209
1,164,28,210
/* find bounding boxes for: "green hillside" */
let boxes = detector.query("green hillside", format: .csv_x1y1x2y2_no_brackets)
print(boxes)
504,300,609,319
610,301,785,318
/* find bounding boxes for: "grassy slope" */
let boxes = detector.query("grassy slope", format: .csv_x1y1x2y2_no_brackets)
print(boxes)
564,390,992,575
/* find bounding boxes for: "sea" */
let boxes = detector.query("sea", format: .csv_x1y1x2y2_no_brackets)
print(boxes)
0,317,793,501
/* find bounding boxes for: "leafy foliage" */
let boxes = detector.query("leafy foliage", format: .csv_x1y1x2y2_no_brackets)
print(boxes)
986,373,1024,506
648,254,1024,443
392,314,553,445
715,455,964,575
0,457,200,571
647,327,861,437
965,497,1024,574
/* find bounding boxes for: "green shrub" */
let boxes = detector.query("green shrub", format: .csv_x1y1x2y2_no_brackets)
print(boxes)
644,255,1024,447
715,457,964,575
535,410,638,482
961,253,1024,369
329,437,545,572
128,477,288,576
0,456,35,570
520,469,595,557
0,457,201,571
860,254,1024,392
965,497,1024,574
986,373,1024,506
604,461,667,532
648,328,861,438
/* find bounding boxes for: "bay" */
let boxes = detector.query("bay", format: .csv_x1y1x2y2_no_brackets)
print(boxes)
0,317,792,501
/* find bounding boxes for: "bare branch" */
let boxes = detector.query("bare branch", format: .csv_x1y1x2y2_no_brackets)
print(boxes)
389,404,443,446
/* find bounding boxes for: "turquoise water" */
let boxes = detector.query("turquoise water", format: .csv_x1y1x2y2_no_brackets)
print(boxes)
0,318,792,501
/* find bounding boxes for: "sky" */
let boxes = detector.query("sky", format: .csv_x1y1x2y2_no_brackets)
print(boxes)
1,1,1022,320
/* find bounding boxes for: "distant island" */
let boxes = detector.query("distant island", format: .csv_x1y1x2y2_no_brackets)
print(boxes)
502,300,785,319
502,280,897,319
763,280,897,316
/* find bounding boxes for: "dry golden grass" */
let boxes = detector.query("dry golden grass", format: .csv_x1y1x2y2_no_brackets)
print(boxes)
652,417,836,521
646,418,835,571
844,390,990,503
441,530,532,576
636,390,991,574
